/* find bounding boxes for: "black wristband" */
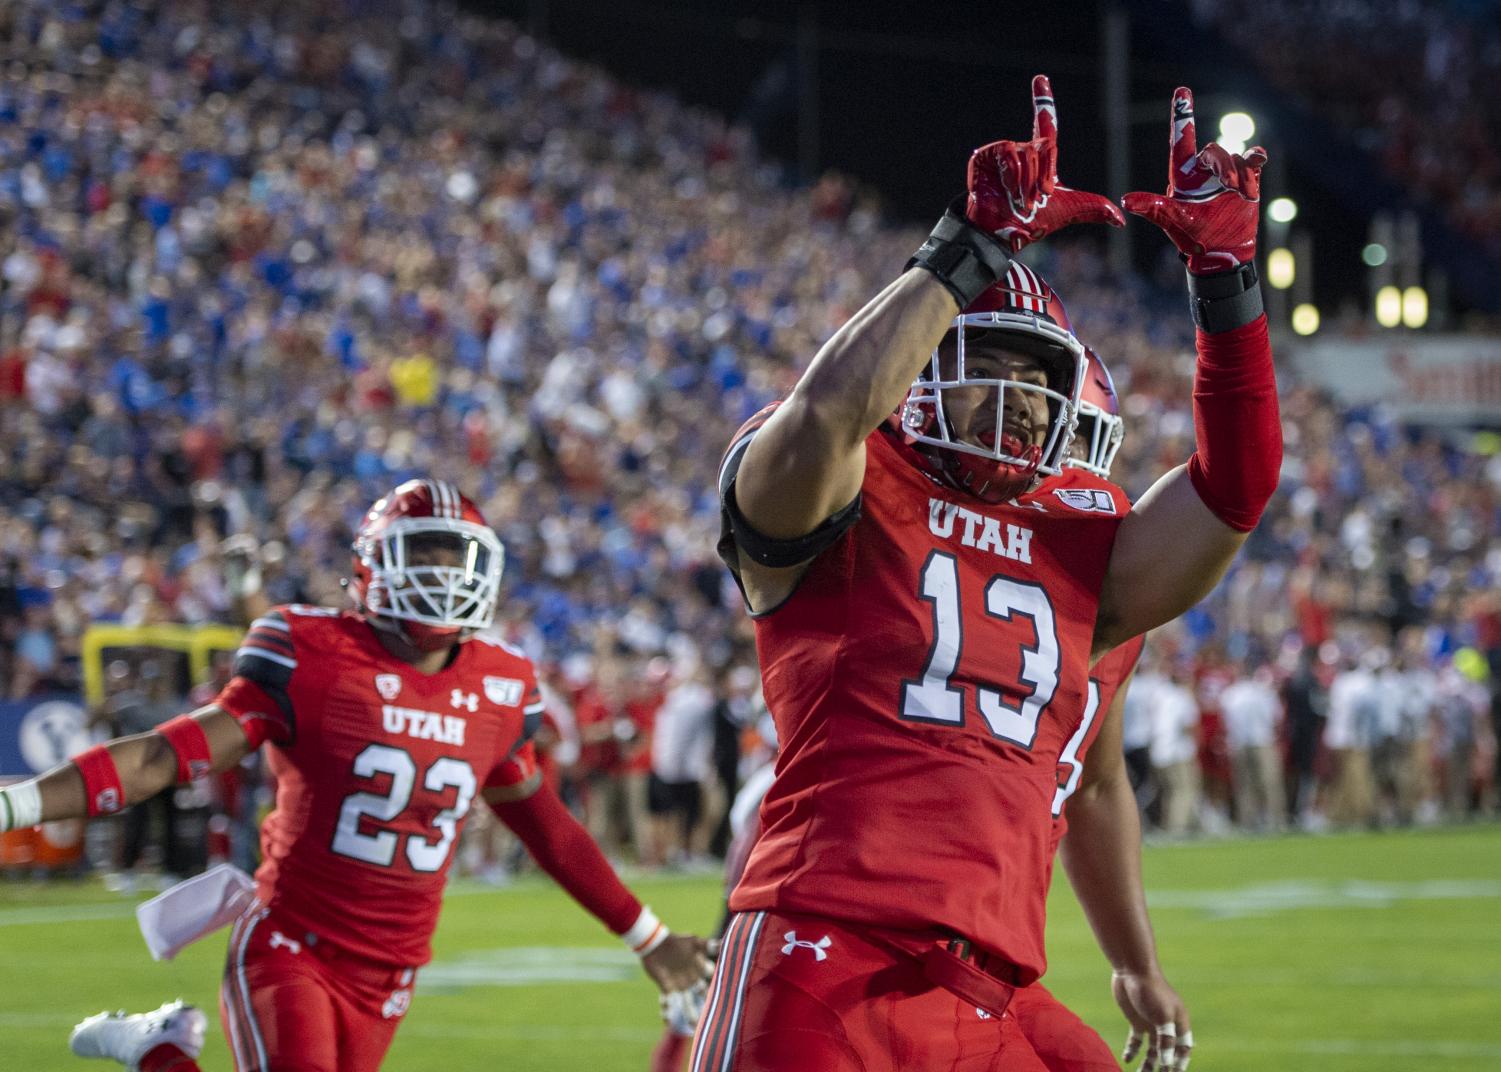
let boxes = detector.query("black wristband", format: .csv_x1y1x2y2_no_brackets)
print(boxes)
907,197,1013,308
1186,260,1263,334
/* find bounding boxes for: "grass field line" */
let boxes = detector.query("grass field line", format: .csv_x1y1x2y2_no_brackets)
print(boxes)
1145,878,1501,917
0,902,137,926
4,875,1499,930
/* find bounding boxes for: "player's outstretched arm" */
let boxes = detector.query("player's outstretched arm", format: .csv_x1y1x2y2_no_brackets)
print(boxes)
1060,671,1192,1072
0,707,252,833
1097,87,1280,655
483,780,713,998
733,76,1121,591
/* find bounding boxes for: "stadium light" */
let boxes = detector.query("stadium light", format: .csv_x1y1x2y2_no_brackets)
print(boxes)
1266,248,1295,290
1218,112,1255,155
1291,304,1320,336
1362,243,1388,267
1402,286,1429,329
1267,197,1298,224
1375,285,1403,328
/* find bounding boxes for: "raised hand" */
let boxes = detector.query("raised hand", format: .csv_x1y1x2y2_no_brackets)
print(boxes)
1122,87,1267,273
966,75,1124,252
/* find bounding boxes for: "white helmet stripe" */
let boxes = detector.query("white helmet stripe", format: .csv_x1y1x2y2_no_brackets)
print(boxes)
1016,262,1046,313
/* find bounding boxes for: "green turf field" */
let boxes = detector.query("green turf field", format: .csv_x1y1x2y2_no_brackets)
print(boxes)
3,824,1499,1070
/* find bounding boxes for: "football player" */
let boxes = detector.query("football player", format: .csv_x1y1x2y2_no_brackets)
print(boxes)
697,76,1276,1072
2,479,710,1072
1007,347,1157,1072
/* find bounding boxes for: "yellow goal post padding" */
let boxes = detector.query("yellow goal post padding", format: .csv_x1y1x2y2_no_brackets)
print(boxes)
80,623,246,707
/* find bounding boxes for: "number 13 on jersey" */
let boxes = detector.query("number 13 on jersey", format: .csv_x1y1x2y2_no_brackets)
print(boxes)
900,551,1061,749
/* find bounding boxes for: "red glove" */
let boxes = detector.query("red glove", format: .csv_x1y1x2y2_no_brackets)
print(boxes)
1122,87,1267,273
966,75,1124,252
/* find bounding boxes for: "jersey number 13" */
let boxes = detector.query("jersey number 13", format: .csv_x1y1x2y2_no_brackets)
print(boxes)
900,551,1060,749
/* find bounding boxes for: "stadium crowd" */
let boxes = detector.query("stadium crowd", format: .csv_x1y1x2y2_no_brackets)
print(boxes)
1191,0,1501,254
0,0,1497,883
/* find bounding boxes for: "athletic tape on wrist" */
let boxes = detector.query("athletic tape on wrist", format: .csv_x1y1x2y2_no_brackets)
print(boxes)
75,745,126,817
159,715,213,784
623,906,669,956
907,197,1013,308
1186,260,1263,333
0,782,43,831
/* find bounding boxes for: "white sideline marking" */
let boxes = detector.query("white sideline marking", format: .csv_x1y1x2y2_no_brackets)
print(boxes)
417,946,640,989
1146,879,1501,919
0,903,137,927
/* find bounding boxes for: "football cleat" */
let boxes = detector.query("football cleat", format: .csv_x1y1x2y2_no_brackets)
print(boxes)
70,1000,207,1070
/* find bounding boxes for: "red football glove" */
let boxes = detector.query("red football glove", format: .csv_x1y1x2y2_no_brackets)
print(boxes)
1122,87,1267,274
966,74,1124,253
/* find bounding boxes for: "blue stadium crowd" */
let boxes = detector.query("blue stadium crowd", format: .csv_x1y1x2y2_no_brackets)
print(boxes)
1193,0,1501,254
0,0,1496,871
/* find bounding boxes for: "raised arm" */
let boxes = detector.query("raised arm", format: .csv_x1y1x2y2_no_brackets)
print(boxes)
728,76,1122,610
1096,87,1281,654
0,706,252,833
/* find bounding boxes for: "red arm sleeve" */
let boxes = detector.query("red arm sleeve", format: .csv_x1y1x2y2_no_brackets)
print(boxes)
214,676,294,749
1185,315,1282,532
487,781,643,935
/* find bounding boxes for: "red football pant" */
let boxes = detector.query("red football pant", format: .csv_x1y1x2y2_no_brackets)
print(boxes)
1007,983,1118,1072
691,910,1053,1071
219,904,416,1072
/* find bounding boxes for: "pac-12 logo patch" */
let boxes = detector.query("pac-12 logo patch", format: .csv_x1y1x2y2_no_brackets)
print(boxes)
1053,488,1116,514
483,676,524,706
375,674,402,701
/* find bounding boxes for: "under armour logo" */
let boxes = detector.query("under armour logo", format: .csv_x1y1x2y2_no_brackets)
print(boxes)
269,931,302,955
976,1007,992,1020
780,931,831,961
450,689,478,712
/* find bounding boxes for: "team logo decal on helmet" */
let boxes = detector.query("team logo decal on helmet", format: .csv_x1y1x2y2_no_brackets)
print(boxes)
1066,346,1125,479
900,263,1086,502
348,479,505,652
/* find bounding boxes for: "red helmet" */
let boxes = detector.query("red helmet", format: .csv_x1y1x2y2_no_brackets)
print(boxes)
899,263,1086,502
348,479,505,652
1066,347,1125,478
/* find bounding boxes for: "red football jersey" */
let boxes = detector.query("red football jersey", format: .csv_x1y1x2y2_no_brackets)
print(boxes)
214,605,544,966
727,426,1126,983
1047,633,1147,856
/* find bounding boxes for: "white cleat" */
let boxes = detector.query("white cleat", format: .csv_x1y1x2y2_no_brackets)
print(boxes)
70,1000,207,1070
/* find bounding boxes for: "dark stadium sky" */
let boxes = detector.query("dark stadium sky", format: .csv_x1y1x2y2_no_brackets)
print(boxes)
464,0,1473,317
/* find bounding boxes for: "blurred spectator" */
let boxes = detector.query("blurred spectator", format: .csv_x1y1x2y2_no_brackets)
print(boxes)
1220,664,1286,831
102,659,194,890
1282,645,1329,827
648,662,715,867
707,663,759,857
1150,665,1202,837
1119,659,1161,822
1325,651,1383,827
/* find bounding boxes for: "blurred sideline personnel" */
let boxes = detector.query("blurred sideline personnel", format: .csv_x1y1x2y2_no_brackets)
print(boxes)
700,79,1278,1072
655,354,1143,1072
0,479,709,1072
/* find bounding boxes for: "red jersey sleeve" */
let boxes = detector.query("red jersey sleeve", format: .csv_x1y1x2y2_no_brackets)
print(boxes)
484,671,546,787
214,608,298,748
